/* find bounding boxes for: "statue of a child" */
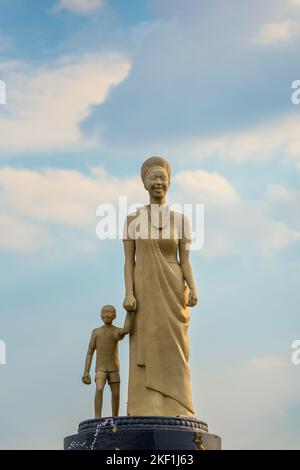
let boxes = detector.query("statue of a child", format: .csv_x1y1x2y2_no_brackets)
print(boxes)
82,305,133,417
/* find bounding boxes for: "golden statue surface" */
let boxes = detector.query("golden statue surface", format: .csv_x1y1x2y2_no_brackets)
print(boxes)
122,157,198,417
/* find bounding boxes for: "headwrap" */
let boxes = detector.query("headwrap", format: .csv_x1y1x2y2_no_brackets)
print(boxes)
141,156,171,184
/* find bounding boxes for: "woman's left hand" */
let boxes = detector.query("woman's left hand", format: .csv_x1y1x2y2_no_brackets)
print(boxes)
187,287,198,307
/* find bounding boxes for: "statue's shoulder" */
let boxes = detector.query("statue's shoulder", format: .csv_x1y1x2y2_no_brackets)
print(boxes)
123,211,137,237
170,209,190,224
126,210,138,222
123,207,147,241
93,327,103,335
126,205,146,220
170,210,192,241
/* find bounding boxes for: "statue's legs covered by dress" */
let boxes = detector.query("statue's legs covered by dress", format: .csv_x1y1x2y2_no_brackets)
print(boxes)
127,238,195,417
127,327,194,417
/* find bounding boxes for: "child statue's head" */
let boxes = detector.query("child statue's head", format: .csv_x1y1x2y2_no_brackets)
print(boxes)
100,305,116,324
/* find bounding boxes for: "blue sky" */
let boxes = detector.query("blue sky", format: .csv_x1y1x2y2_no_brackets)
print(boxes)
0,0,300,449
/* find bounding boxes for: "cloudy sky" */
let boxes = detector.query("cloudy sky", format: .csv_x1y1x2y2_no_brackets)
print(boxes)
0,0,300,449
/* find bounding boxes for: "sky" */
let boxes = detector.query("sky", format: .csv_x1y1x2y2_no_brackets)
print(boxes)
0,0,300,450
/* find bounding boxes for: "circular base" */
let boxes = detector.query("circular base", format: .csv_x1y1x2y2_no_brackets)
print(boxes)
64,416,221,450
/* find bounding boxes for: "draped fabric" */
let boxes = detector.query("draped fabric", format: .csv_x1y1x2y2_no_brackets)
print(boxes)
125,208,195,416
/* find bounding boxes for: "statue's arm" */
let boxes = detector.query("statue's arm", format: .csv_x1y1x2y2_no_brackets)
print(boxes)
179,241,198,307
82,330,96,384
123,240,137,312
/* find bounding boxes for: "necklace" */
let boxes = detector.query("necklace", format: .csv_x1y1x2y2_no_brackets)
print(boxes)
146,204,170,230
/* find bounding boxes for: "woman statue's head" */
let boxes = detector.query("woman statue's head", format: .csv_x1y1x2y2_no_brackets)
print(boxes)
141,156,171,203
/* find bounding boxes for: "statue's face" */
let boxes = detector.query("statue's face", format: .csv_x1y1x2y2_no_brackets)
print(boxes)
144,167,170,199
101,308,116,324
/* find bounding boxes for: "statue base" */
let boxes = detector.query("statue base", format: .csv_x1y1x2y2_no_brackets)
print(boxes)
64,416,221,450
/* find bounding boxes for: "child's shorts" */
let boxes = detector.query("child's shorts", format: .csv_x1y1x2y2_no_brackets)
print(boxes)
95,370,120,384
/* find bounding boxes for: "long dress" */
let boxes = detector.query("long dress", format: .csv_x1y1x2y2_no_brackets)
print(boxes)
123,206,195,417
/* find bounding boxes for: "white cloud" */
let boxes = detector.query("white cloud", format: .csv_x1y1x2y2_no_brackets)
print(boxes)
0,214,51,252
0,166,143,252
266,184,300,230
1,166,298,256
53,0,104,15
252,20,299,44
99,109,300,171
0,53,130,154
0,166,144,227
174,112,300,164
172,170,240,206
172,170,299,257
249,355,286,368
85,0,300,154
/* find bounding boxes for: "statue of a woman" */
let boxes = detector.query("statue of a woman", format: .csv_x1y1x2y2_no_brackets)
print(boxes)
123,156,198,417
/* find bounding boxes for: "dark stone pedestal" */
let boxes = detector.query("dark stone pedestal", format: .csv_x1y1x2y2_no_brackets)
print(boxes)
64,416,221,450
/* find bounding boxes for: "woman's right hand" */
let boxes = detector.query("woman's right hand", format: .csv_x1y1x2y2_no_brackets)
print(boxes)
123,294,137,312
